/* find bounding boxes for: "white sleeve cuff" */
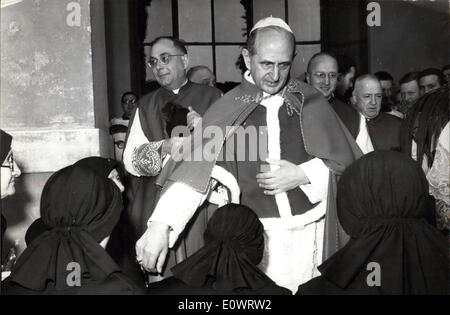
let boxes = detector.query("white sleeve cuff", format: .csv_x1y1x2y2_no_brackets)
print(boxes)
123,108,150,177
299,158,329,204
148,182,207,248
210,165,240,203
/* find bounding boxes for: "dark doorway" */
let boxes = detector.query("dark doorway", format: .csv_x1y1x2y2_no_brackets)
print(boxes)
321,0,369,74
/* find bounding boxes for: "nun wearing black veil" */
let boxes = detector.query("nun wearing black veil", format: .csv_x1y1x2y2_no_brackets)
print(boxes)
2,158,142,295
148,204,291,295
297,151,449,295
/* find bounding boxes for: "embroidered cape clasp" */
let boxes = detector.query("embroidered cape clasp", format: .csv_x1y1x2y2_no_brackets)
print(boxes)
234,79,305,117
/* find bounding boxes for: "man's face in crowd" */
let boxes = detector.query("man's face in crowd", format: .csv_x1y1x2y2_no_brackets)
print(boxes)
336,66,356,97
352,78,382,119
306,55,339,99
112,131,126,162
400,80,420,105
121,94,137,117
243,28,294,95
419,74,441,95
379,80,393,98
190,68,216,87
443,69,450,88
150,39,188,90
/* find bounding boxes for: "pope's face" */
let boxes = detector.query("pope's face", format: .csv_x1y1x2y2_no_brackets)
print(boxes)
243,29,294,95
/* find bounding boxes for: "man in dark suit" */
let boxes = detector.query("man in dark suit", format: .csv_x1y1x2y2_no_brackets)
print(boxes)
333,74,402,154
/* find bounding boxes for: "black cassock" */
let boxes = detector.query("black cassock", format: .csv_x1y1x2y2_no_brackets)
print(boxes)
108,81,221,285
330,97,402,151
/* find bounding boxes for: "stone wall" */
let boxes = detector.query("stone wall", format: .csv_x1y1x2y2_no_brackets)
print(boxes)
1,0,112,258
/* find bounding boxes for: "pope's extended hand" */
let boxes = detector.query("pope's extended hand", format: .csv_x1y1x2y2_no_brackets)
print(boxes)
256,159,309,195
135,221,170,274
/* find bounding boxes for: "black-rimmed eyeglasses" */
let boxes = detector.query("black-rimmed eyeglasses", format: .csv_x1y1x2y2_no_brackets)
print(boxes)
114,141,125,150
147,53,184,68
1,153,14,173
311,72,339,81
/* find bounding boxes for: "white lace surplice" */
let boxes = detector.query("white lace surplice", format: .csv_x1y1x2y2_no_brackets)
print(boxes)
426,123,449,231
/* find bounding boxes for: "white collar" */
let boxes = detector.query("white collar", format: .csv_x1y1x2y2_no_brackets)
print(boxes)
244,70,255,85
171,79,188,95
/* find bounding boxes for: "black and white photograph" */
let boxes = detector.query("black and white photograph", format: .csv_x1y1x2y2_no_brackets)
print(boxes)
1,0,448,303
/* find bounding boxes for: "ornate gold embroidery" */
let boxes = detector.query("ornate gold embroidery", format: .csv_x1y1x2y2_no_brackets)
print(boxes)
132,140,164,176
234,93,273,104
234,79,305,117
285,79,303,94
